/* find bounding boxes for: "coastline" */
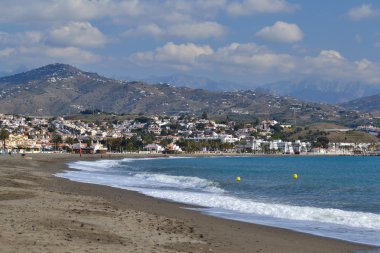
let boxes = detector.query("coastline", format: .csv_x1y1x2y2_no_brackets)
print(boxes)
0,153,377,253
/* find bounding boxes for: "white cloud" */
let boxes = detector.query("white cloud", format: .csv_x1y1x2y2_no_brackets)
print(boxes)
255,21,303,43
301,50,380,82
0,0,143,23
130,42,213,70
123,23,164,37
348,4,379,21
130,42,295,73
47,22,107,48
0,48,15,58
317,50,345,61
155,42,214,62
124,21,227,40
356,59,371,71
227,0,297,16
0,31,44,45
129,43,380,84
303,50,346,75
208,42,295,73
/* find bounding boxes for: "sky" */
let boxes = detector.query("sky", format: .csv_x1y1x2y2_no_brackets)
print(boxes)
1,0,380,88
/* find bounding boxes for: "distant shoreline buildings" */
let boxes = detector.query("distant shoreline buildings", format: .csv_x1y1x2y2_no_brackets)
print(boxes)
0,113,378,155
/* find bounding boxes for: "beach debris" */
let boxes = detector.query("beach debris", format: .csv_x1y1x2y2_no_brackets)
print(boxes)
293,173,298,179
236,176,241,182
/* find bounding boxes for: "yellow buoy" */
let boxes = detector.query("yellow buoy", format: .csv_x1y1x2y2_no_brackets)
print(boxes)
236,176,241,182
293,173,298,180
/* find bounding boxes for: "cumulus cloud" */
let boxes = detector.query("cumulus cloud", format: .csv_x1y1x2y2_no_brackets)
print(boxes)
207,42,295,73
301,50,380,83
130,42,295,73
47,22,107,48
348,4,379,21
303,50,346,75
227,0,297,16
255,21,303,43
130,42,214,70
129,43,380,84
155,42,214,63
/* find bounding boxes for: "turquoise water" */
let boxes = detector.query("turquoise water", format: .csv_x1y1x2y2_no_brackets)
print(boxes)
57,156,380,246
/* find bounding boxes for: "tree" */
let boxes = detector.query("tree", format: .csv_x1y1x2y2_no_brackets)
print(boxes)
314,136,329,149
0,128,10,152
65,137,75,145
51,134,63,151
270,123,283,133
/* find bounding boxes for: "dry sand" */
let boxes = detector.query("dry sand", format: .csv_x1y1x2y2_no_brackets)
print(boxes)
0,153,377,253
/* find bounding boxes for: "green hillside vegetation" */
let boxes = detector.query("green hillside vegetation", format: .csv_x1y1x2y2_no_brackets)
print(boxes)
327,131,378,143
283,123,378,144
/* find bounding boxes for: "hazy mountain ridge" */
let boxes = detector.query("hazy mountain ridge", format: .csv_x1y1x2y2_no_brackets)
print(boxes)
142,73,246,91
259,78,380,104
341,93,380,117
0,64,370,126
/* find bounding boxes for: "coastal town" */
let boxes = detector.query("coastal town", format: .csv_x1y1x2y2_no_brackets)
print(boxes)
1,113,379,156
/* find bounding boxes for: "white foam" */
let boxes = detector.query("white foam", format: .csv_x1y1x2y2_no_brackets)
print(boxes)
140,190,380,230
68,160,121,171
133,173,224,193
57,159,380,246
61,159,223,194
120,156,195,162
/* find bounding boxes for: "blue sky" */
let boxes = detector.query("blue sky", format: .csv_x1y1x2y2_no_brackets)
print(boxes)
1,0,380,87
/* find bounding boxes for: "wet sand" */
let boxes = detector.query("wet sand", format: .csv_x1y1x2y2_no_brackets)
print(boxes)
0,153,376,253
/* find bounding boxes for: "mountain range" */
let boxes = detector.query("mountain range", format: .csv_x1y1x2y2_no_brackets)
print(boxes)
258,78,380,104
0,63,375,126
124,74,380,105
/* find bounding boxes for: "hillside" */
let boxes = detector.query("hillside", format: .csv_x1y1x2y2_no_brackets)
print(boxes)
341,93,380,117
0,64,371,126
285,123,378,143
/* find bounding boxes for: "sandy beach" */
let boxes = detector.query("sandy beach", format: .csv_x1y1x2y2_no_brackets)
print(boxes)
0,153,376,253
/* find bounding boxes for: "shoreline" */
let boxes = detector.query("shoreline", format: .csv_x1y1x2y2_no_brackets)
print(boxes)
0,153,377,253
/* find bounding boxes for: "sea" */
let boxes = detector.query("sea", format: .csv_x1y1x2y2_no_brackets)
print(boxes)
56,156,380,246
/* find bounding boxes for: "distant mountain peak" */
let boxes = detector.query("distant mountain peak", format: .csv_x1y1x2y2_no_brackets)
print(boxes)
0,63,103,84
27,63,84,78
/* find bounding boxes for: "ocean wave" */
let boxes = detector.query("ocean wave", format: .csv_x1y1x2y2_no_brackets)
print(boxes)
62,160,223,194
132,173,224,193
59,158,380,246
141,190,380,230
67,160,121,171
61,161,380,230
